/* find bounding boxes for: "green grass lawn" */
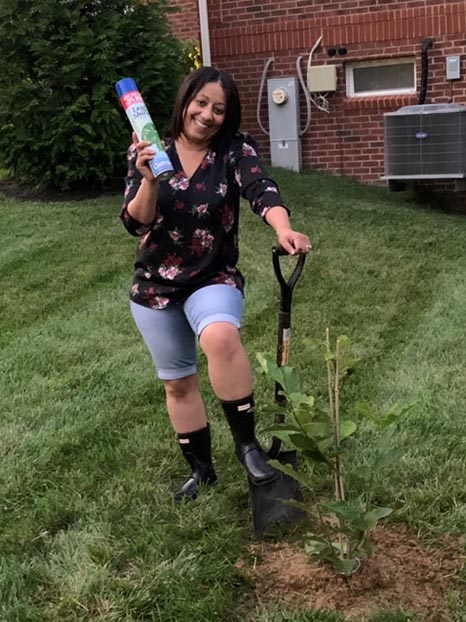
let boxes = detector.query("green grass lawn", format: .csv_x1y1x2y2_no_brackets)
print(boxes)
1,169,466,621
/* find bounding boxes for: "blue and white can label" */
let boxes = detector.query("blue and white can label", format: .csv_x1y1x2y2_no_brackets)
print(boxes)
116,78,174,180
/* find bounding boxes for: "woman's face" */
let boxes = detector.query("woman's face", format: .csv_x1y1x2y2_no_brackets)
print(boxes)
182,81,226,147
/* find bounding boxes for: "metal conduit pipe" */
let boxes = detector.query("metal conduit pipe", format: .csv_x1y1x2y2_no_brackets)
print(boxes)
198,0,211,67
256,57,274,135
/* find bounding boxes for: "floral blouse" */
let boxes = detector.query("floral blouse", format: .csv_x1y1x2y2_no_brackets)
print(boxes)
120,131,288,309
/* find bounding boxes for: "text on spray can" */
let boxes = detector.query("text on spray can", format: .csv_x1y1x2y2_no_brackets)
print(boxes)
115,78,174,181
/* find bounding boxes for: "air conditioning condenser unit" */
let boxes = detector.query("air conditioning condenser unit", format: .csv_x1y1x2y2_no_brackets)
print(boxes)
383,103,466,190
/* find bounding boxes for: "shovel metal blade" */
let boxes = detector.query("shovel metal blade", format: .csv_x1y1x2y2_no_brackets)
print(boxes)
249,450,305,537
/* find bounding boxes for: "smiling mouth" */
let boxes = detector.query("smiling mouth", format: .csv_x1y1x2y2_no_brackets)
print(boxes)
193,118,212,130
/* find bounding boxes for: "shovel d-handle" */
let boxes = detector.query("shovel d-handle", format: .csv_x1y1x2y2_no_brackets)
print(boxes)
269,246,306,459
272,245,306,313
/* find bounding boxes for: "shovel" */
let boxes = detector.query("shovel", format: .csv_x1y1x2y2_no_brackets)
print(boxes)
249,245,307,537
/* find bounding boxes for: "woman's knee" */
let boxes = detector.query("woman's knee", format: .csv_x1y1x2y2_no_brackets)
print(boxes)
163,375,198,400
199,322,243,360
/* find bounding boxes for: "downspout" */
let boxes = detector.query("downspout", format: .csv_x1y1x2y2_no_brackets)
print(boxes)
198,0,211,67
418,37,434,105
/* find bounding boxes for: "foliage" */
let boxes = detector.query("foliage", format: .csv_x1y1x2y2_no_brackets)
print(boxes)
183,40,202,70
0,0,194,191
257,331,411,576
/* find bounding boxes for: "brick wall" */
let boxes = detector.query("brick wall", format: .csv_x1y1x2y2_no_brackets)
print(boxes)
168,0,200,41
168,0,466,187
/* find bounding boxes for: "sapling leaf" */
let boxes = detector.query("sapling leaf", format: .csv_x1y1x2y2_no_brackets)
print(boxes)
302,449,332,465
339,420,357,440
317,437,334,452
331,539,353,555
354,401,414,431
267,459,314,490
352,507,392,532
303,421,333,440
281,365,302,395
353,401,377,421
337,335,352,349
377,402,416,430
255,353,287,386
373,447,405,470
322,502,377,532
289,393,315,408
305,539,333,556
371,506,393,520
379,412,402,430
262,423,304,435
263,429,293,444
282,498,314,514
363,510,379,531
293,407,316,428
289,434,330,464
334,557,360,577
336,335,360,377
289,433,322,451
256,351,272,373
358,538,375,559
258,404,288,418
256,352,300,394
322,500,364,523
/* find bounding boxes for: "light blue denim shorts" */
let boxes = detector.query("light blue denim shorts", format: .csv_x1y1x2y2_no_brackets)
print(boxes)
130,284,244,380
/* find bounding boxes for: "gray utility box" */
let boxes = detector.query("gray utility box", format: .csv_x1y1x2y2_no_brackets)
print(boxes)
384,103,466,181
267,77,302,173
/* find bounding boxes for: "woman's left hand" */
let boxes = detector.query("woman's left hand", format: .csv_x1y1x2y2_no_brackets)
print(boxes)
276,228,312,255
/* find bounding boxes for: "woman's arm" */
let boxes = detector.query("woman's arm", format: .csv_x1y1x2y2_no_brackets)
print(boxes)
127,177,159,225
230,133,311,255
120,135,162,235
126,134,160,225
265,205,311,255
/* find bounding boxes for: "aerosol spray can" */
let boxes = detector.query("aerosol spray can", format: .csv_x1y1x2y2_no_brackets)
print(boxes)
115,77,174,181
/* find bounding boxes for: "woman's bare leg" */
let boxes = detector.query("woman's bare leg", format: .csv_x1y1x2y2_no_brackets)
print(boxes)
163,373,216,500
199,322,277,485
163,373,207,433
198,323,253,400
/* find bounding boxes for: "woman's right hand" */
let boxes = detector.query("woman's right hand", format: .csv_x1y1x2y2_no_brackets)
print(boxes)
132,132,157,183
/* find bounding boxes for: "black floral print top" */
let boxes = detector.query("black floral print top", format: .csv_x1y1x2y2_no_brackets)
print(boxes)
120,132,288,309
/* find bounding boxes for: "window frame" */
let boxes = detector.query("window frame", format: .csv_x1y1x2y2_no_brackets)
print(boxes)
345,57,417,97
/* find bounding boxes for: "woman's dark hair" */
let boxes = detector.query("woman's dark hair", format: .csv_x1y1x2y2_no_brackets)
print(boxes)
171,67,241,153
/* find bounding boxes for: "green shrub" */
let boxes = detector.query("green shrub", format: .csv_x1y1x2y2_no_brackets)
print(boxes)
0,0,192,191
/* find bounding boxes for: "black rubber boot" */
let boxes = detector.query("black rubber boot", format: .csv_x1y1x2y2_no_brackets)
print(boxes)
221,395,278,486
174,425,217,501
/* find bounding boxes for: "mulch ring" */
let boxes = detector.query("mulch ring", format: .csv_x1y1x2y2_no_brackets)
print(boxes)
236,524,465,621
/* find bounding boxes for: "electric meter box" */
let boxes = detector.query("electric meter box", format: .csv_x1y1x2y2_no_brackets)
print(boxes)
267,77,301,172
307,65,337,93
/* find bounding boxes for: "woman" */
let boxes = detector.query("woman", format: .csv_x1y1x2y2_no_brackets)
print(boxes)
121,66,311,501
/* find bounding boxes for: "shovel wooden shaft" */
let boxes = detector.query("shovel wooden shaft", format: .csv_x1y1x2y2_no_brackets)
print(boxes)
270,310,291,458
275,310,291,407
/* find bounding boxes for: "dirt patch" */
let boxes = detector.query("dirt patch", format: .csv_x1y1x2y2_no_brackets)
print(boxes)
0,180,120,203
237,525,465,621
